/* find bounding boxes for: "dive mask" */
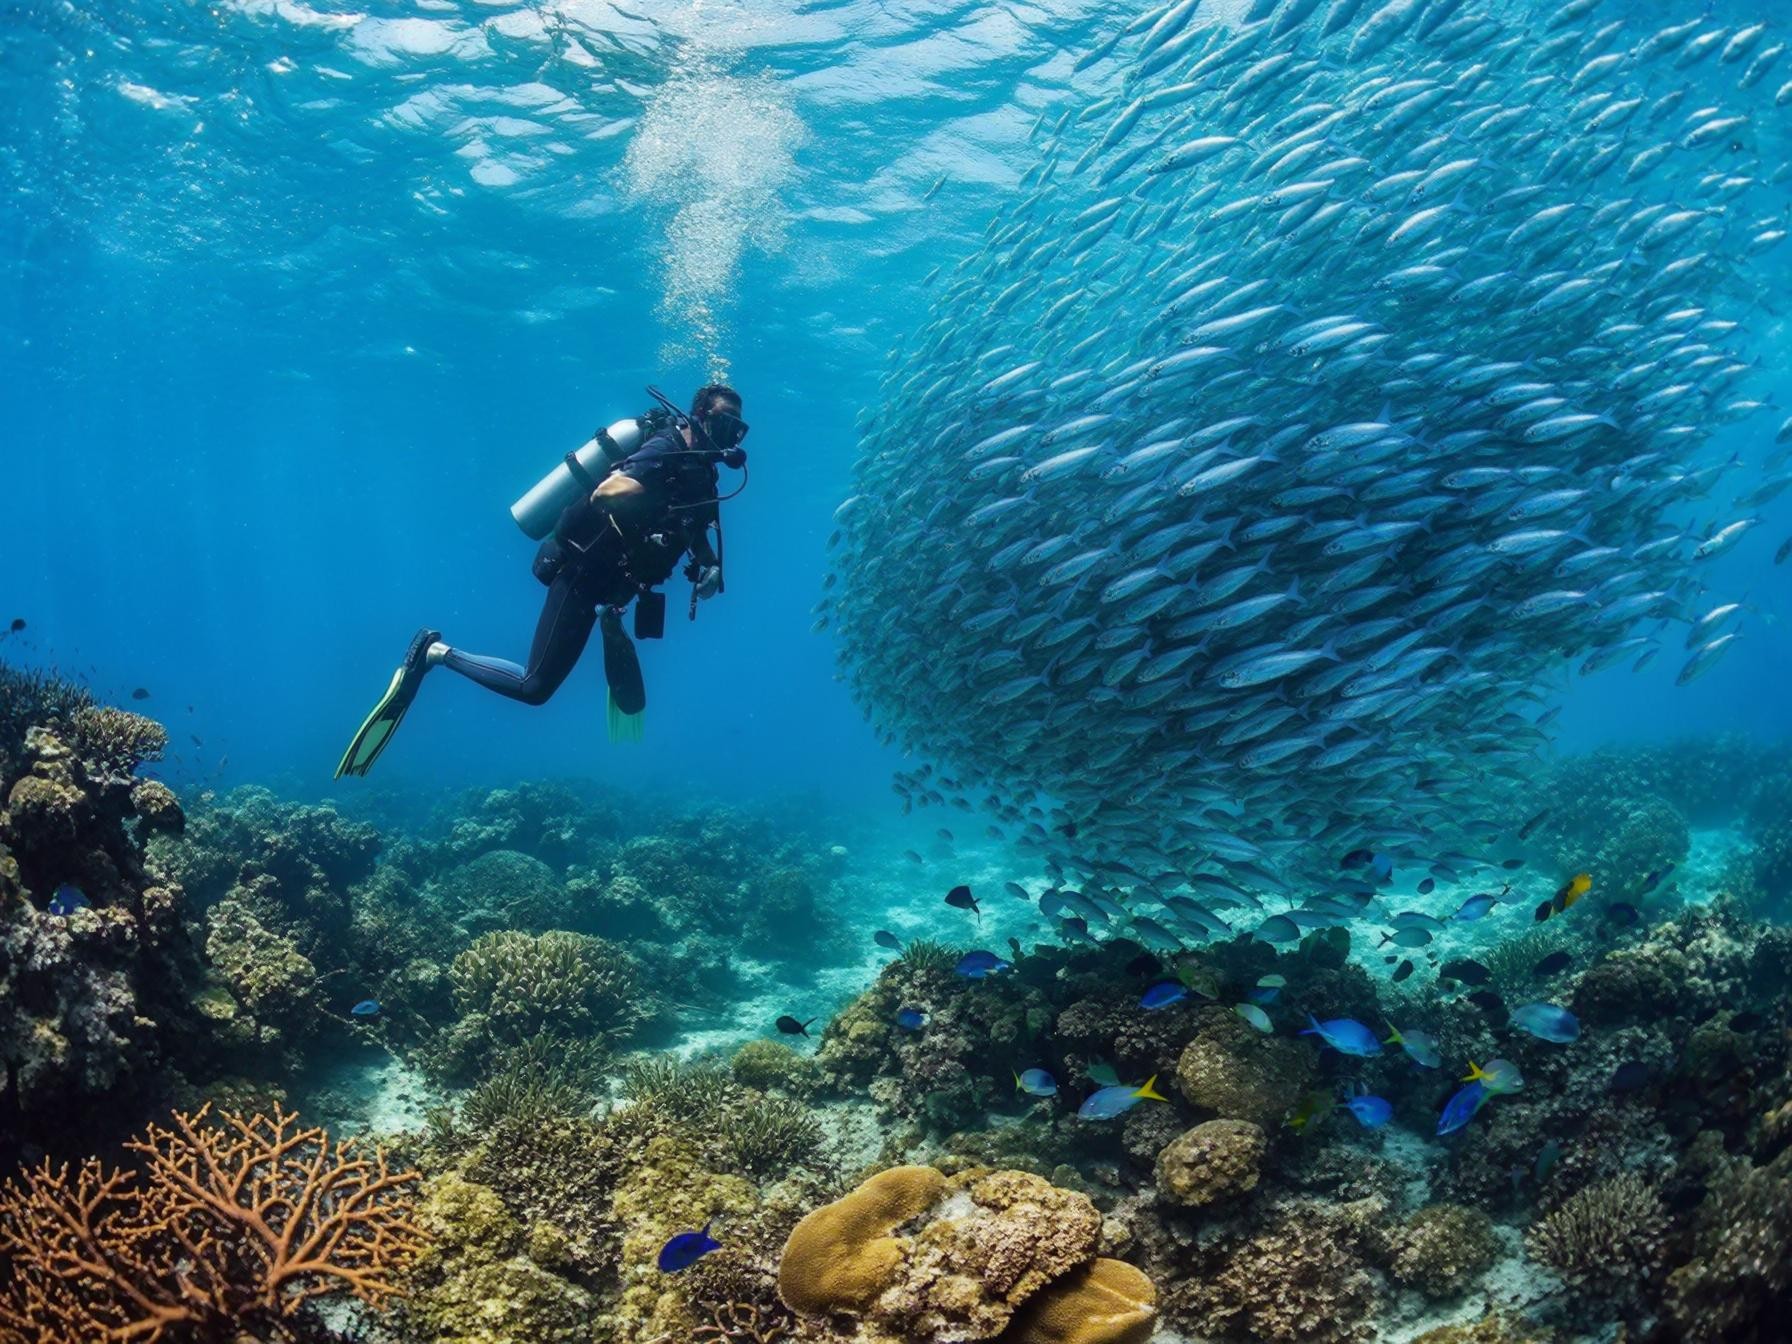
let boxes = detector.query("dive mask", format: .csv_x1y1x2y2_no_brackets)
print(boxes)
704,410,749,453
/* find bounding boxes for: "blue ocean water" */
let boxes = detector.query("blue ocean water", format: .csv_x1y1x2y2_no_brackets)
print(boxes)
7,0,1787,812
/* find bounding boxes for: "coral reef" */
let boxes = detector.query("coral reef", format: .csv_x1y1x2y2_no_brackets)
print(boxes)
1662,1147,1792,1342
1525,1172,1666,1302
1383,1203,1499,1300
1154,1119,1266,1207
0,1105,419,1344
779,1165,1152,1344
1173,1006,1314,1127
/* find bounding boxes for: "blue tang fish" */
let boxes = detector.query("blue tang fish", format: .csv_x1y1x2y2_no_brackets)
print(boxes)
954,950,1012,979
1344,1095,1393,1129
48,884,89,917
350,999,381,1018
1140,981,1189,1011
657,1223,722,1272
895,1006,926,1031
1014,1068,1058,1098
1510,1002,1580,1043
1437,1081,1488,1136
1076,1075,1168,1121
1300,1015,1383,1057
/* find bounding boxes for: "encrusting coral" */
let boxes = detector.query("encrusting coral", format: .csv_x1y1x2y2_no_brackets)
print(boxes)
1155,1118,1266,1207
0,1105,421,1344
1173,1005,1314,1127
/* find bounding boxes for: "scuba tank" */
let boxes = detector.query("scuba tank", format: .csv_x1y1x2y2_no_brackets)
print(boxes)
510,417,654,540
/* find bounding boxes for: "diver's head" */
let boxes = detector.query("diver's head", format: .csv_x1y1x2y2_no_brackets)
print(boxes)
691,383,748,455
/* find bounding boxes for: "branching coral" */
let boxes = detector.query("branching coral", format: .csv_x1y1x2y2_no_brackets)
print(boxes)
66,706,167,781
718,1095,825,1178
1525,1172,1666,1300
0,1105,421,1344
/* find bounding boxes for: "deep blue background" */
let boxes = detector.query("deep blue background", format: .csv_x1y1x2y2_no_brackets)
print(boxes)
3,0,1789,816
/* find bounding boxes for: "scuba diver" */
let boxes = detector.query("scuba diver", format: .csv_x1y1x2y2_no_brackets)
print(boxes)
335,384,749,777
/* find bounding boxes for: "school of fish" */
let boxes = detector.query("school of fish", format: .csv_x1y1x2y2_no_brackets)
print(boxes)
822,0,1787,897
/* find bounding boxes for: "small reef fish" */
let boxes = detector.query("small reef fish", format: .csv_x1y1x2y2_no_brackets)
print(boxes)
1463,1058,1524,1095
1004,881,1029,900
1175,963,1221,999
1639,863,1676,894
1535,873,1591,922
1511,1002,1580,1043
873,930,903,950
895,1007,927,1030
1379,927,1432,948
1610,1060,1652,1091
1254,914,1301,943
955,950,1011,979
350,999,381,1018
1076,1075,1167,1121
1532,950,1572,978
1287,1090,1336,1133
47,884,88,917
945,884,981,922
1604,902,1641,926
1437,1081,1489,1137
776,1015,817,1036
1234,1003,1273,1033
1416,878,1435,895
1391,960,1414,983
131,687,150,701
5,618,23,634
1452,894,1499,921
1344,1095,1393,1129
657,1223,722,1272
1385,1026,1442,1069
1535,1138,1562,1183
1438,958,1491,985
1015,1068,1058,1098
1140,981,1189,1011
1300,1016,1382,1057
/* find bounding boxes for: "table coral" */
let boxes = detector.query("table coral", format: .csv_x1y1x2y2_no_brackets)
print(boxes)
1155,1119,1266,1207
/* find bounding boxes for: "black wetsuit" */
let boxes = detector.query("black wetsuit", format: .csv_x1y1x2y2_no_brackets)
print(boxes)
439,427,720,705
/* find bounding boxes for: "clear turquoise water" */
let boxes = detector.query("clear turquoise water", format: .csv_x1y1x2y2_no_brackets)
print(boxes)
5,0,1787,819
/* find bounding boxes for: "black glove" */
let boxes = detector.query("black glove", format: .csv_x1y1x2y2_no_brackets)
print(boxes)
721,446,747,470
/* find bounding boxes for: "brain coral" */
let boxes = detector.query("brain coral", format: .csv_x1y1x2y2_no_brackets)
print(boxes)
1155,1119,1266,1208
779,1166,1155,1344
1174,1006,1314,1127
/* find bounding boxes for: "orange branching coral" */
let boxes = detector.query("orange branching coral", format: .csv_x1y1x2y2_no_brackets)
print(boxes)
0,1105,423,1344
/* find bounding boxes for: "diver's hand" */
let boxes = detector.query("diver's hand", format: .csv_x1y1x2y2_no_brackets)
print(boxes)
695,566,721,600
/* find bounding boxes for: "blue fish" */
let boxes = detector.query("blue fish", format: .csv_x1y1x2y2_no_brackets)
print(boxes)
1015,1068,1058,1098
1300,1015,1383,1057
873,930,903,950
1510,1002,1580,1043
350,999,381,1018
657,1223,722,1272
954,950,1012,979
1452,894,1498,921
895,1006,926,1031
47,884,88,917
1437,1081,1488,1136
1371,853,1394,883
1076,1074,1168,1121
1254,914,1302,943
1345,1095,1393,1129
1140,981,1189,1011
